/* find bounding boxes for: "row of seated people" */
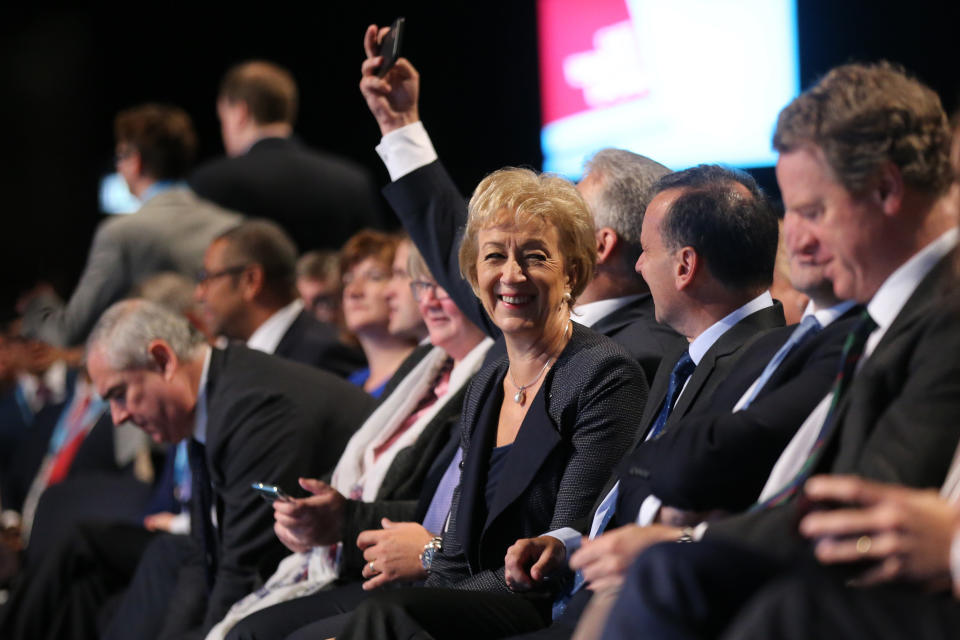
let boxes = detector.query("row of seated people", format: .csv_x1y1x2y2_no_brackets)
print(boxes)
2,25,960,640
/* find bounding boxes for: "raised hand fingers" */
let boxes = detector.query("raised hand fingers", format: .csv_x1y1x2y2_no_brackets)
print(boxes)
363,25,380,58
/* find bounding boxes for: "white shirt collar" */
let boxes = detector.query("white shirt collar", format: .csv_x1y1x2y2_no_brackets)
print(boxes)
193,345,213,444
803,299,858,328
572,294,646,329
688,291,774,365
866,228,957,339
245,299,304,355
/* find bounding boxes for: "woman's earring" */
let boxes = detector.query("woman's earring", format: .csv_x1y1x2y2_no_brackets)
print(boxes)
563,291,572,304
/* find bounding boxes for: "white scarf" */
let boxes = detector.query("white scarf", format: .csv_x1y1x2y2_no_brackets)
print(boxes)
205,337,492,640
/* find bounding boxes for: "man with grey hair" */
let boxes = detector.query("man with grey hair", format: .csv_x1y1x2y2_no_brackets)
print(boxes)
195,219,364,376
0,299,375,640
358,32,683,381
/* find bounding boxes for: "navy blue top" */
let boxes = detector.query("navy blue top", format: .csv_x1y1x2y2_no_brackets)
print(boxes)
484,443,514,513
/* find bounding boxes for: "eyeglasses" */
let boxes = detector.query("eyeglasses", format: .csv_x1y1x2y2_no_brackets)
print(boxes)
196,265,248,284
409,280,450,302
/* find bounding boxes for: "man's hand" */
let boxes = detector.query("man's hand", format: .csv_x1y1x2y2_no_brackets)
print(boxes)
504,535,567,592
272,478,346,553
569,525,682,593
143,512,179,532
359,24,420,135
356,518,433,590
799,475,960,590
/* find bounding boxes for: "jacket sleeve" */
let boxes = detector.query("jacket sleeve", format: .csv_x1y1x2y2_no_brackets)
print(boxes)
382,161,498,339
22,221,130,347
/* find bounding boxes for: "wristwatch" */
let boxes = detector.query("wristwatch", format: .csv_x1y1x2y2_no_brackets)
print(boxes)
419,536,443,572
676,527,696,543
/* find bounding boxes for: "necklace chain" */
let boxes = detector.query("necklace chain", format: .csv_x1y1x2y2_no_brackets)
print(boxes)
508,322,571,404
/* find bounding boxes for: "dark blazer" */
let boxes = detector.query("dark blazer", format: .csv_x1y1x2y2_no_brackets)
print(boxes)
620,306,862,518
381,160,685,377
189,137,386,252
424,324,648,594
576,302,785,531
274,309,366,378
195,345,376,634
707,252,960,561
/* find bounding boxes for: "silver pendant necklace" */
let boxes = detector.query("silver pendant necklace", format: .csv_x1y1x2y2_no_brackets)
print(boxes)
508,322,570,404
509,358,552,405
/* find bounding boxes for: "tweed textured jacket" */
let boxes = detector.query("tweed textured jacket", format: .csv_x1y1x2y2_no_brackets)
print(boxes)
424,323,648,594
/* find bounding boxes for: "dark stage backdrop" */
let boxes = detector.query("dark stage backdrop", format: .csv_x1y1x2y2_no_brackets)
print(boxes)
0,1,956,316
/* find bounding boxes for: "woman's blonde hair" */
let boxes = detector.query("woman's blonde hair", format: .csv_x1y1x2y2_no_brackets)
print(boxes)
458,168,596,305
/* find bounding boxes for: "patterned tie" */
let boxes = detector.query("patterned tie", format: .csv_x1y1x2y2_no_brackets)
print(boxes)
187,438,218,590
738,315,823,410
756,310,877,509
647,351,696,440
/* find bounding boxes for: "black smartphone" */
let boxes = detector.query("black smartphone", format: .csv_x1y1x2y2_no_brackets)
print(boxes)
251,482,293,503
376,17,406,78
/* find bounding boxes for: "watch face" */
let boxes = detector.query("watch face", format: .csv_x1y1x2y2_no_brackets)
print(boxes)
421,546,437,571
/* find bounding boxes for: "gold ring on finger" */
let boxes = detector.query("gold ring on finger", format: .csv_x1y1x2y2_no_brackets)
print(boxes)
856,535,872,554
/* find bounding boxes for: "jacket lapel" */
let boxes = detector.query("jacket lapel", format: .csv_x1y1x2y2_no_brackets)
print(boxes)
589,295,653,335
665,303,784,431
455,363,504,568
481,386,562,539
818,250,957,465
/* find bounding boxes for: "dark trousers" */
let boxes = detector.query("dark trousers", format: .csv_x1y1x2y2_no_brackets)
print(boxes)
338,587,552,640
224,580,369,640
723,572,960,640
0,521,157,640
505,589,593,640
599,539,787,640
102,532,208,640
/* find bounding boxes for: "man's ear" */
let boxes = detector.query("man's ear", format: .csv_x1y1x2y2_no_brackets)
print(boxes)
240,265,265,301
147,340,179,380
595,228,619,265
674,246,699,291
874,161,905,217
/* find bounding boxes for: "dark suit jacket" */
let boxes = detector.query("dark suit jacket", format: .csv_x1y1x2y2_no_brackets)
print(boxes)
707,252,960,561
189,137,386,252
574,302,784,532
274,309,366,378
619,306,862,518
381,160,685,378
195,345,376,634
424,324,648,594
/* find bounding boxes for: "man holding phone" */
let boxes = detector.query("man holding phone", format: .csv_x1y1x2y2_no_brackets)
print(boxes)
0,300,375,640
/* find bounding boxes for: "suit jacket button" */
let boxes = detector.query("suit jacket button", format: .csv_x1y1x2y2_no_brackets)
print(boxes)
459,459,465,470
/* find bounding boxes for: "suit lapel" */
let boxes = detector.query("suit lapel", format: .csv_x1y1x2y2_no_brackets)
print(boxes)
634,345,686,442
456,364,504,569
589,295,653,336
664,304,784,432
273,310,304,360
817,251,957,467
